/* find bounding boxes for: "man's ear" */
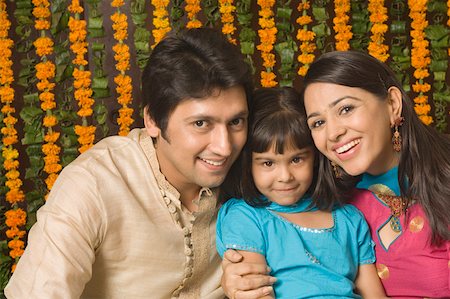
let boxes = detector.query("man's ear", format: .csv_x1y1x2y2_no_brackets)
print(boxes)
143,107,160,138
387,86,403,126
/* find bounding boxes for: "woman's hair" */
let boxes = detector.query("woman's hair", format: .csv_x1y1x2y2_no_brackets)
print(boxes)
302,50,450,243
221,87,347,210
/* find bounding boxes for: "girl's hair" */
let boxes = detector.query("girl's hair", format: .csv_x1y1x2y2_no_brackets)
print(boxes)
302,50,450,243
221,87,347,210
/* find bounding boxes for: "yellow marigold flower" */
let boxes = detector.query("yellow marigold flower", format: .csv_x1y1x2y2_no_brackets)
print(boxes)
4,159,19,171
111,0,124,7
5,178,23,191
296,15,313,26
419,115,433,125
222,23,236,35
186,19,202,29
298,65,309,77
44,163,62,174
6,189,25,204
297,2,311,10
3,147,19,160
3,135,18,146
6,227,26,239
45,173,59,190
5,208,27,226
32,6,51,19
414,103,431,115
412,82,431,93
413,68,429,80
34,36,54,56
43,115,58,127
9,247,25,259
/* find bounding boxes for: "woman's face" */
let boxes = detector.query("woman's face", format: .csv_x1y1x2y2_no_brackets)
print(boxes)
304,82,400,176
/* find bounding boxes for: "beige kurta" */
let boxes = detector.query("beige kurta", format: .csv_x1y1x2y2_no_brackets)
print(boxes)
5,129,224,299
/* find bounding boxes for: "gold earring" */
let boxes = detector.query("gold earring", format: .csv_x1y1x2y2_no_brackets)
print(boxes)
392,117,404,152
330,161,342,179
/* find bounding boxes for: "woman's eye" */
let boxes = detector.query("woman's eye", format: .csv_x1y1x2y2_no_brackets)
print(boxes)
310,120,324,129
340,105,353,114
263,161,273,167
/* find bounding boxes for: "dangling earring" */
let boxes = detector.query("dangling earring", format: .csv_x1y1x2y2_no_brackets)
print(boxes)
330,161,342,179
392,117,404,152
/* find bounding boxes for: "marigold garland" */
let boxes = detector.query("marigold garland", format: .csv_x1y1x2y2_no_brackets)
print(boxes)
151,0,171,48
32,0,62,192
408,0,432,125
69,0,96,154
111,0,134,136
0,0,26,271
257,0,277,87
219,0,237,44
185,0,202,29
296,1,316,76
448,0,450,56
333,0,353,51
367,0,389,62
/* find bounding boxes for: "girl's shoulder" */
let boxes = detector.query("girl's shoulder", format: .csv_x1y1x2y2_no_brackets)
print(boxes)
219,198,267,220
333,203,366,223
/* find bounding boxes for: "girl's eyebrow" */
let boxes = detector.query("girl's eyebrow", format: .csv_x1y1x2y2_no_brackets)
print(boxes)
306,96,361,120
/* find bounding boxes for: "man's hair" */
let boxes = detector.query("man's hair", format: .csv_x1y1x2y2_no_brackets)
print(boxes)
141,28,253,137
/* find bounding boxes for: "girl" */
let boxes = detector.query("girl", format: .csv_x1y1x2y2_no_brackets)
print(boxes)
302,51,450,297
217,87,387,298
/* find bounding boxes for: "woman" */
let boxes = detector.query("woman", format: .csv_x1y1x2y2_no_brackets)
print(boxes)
221,51,450,298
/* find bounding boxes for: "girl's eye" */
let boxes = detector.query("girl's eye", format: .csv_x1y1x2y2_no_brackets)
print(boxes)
263,161,273,167
292,157,302,164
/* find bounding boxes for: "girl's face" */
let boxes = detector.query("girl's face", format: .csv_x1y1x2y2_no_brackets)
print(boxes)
304,82,401,176
252,143,315,206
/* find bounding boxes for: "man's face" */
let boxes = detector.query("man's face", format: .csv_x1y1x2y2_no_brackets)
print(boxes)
145,86,248,201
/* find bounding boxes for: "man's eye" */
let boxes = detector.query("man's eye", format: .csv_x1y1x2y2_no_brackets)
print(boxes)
194,120,205,127
230,119,241,125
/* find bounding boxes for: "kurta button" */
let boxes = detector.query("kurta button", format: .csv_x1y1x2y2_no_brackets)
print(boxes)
172,289,180,297
164,196,171,204
184,247,192,256
182,227,190,236
184,237,190,245
168,204,176,213
185,267,193,276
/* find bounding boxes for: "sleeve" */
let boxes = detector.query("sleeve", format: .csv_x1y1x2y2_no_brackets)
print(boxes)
216,199,266,257
4,165,106,299
356,210,376,265
344,204,376,265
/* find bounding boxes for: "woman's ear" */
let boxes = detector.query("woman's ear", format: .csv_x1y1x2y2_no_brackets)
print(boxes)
387,87,403,126
143,107,160,138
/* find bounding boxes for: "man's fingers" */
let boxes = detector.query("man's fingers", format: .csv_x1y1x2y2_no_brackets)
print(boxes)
234,286,274,299
238,274,276,290
223,249,244,264
224,262,271,276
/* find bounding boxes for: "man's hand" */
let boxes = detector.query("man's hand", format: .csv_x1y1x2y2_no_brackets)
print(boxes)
221,250,276,299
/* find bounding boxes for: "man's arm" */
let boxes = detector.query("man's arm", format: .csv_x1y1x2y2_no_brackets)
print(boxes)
222,249,276,299
5,166,103,298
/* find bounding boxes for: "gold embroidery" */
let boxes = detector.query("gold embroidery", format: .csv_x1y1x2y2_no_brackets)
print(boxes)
376,263,390,280
409,216,424,233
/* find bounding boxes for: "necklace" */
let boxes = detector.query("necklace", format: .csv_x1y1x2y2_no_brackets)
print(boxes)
376,193,406,232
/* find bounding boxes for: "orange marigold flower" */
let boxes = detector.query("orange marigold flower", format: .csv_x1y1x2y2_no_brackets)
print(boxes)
43,115,58,127
6,189,25,204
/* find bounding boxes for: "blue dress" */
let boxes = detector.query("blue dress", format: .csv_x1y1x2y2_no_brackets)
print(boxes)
216,198,375,298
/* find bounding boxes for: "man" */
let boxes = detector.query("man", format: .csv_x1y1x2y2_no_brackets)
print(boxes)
5,28,253,298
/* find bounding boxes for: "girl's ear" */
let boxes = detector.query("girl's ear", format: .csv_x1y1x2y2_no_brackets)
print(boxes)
387,87,403,126
143,107,160,138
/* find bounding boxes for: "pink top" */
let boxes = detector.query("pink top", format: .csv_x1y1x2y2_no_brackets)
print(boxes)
351,189,450,298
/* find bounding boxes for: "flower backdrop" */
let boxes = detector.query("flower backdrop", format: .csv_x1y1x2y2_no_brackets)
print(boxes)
0,0,449,293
